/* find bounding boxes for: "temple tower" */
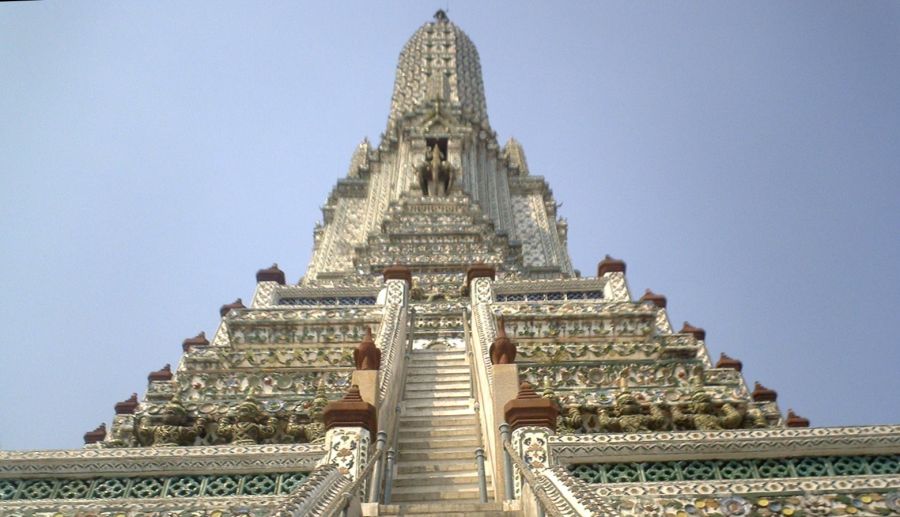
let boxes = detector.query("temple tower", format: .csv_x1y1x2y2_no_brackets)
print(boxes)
2,11,898,517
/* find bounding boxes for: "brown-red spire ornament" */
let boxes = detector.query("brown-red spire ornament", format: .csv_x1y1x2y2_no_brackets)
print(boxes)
752,381,778,402
504,382,559,432
639,289,667,308
353,327,381,371
83,423,107,444
147,364,173,382
716,353,743,372
182,332,209,352
681,321,706,341
489,317,517,365
114,393,139,415
256,263,286,285
219,298,245,317
597,255,626,276
786,409,810,427
323,385,377,433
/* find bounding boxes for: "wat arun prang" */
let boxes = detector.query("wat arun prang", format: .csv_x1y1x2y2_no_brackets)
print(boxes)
1,11,898,517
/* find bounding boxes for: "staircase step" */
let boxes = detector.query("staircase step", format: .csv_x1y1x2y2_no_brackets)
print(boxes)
378,502,504,515
399,447,480,462
389,485,485,503
397,461,482,475
404,397,471,409
405,382,471,392
409,359,468,367
410,352,467,359
406,364,469,376
407,374,471,383
397,416,478,428
393,471,488,487
399,427,480,439
410,351,467,358
403,386,472,400
403,407,476,417
378,510,512,517
398,435,481,449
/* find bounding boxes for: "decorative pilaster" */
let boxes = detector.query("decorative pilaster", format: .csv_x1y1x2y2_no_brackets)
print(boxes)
509,426,553,499
322,385,376,481
505,382,558,498
598,255,630,302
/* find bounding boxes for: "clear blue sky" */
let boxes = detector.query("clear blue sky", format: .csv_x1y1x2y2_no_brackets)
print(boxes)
1,2,898,450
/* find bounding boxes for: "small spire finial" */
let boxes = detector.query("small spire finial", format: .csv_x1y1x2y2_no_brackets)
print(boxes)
434,9,448,23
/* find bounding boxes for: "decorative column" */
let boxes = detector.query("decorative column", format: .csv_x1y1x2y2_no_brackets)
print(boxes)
322,385,377,481
504,382,559,498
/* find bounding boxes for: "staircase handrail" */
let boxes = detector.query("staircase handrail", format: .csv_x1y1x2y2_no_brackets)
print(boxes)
502,440,565,517
375,306,415,503
464,304,502,500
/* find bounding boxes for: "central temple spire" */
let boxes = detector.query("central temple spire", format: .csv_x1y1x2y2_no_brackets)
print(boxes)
304,14,573,283
387,11,489,131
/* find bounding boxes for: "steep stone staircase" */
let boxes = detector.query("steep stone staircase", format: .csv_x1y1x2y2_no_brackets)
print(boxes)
378,347,518,516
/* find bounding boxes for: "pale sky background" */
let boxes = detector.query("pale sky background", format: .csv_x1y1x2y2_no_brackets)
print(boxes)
1,2,898,450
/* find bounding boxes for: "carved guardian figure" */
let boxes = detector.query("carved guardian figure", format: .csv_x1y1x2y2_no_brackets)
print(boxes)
286,383,329,443
135,395,206,447
216,396,277,445
597,391,667,433
672,390,743,431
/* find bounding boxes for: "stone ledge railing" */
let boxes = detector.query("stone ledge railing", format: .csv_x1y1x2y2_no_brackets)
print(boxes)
317,443,386,516
547,425,900,466
0,443,328,514
0,443,326,478
271,464,350,517
543,465,900,516
502,440,568,517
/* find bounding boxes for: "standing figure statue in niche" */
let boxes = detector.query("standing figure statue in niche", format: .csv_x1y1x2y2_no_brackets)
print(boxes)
416,143,454,196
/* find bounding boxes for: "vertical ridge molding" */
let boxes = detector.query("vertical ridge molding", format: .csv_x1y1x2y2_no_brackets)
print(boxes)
377,280,409,400
469,277,497,390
